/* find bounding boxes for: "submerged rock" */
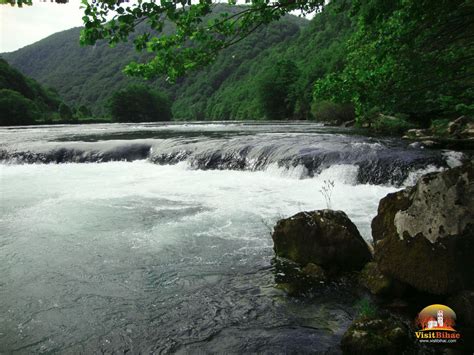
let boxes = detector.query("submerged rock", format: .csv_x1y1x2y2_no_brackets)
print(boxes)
372,163,474,295
272,210,372,272
341,314,410,355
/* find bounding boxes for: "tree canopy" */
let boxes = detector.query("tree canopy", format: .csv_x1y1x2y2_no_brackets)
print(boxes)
0,58,64,125
109,85,172,122
3,0,473,125
258,59,299,120
0,89,37,125
313,0,474,123
78,0,325,81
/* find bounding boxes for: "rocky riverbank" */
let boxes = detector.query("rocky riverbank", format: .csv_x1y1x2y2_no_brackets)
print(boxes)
403,116,474,150
271,162,474,353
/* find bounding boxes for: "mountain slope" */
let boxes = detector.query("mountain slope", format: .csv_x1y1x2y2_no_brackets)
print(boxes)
4,1,470,125
0,58,64,125
3,5,311,119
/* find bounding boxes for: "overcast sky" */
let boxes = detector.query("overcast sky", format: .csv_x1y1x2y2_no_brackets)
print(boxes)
0,0,84,53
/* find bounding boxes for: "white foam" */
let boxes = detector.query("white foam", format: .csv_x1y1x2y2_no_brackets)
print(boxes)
263,163,310,179
0,161,396,242
402,165,445,187
350,142,384,150
443,150,464,168
316,164,360,185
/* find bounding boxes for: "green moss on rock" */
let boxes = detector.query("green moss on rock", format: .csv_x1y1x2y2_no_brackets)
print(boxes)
341,314,409,355
359,262,393,296
272,210,372,272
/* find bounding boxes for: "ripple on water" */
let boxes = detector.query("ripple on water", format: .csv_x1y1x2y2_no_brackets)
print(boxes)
1,122,448,353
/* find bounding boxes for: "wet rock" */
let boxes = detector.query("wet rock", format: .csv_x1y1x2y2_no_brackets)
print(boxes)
372,163,474,295
273,259,327,295
408,141,424,149
447,116,470,136
419,139,441,148
448,290,474,327
408,140,441,149
342,120,355,128
359,262,391,296
462,122,474,138
385,298,410,310
405,128,432,139
272,210,372,272
341,314,410,354
301,263,326,282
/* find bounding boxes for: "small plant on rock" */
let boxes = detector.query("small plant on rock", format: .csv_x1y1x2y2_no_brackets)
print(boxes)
319,179,335,209
355,297,378,318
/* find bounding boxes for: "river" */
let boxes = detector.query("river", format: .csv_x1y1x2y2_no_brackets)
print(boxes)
0,122,465,353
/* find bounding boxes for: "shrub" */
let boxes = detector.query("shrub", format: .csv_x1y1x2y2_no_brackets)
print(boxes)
77,105,92,118
109,85,172,122
257,59,300,120
58,102,73,120
455,103,474,117
371,114,416,135
311,100,355,124
0,89,37,126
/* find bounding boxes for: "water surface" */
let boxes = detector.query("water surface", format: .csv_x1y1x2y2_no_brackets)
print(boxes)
0,122,464,353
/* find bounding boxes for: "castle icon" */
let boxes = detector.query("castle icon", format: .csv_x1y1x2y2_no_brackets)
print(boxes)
427,310,444,329
437,310,444,327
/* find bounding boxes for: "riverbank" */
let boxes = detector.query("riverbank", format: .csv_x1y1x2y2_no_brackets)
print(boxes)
343,114,474,151
270,162,474,353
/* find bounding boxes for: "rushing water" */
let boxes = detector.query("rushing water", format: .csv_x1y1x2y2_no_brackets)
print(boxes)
0,122,465,353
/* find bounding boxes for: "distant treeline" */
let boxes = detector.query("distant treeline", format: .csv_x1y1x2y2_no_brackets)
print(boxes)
2,1,473,130
0,58,94,125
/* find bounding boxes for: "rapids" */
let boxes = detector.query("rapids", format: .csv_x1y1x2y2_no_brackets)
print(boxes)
0,122,465,353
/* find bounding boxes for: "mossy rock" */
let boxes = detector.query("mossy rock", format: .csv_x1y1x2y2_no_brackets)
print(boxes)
272,210,372,272
372,163,474,295
273,259,327,295
341,314,409,355
359,262,399,296
301,263,327,282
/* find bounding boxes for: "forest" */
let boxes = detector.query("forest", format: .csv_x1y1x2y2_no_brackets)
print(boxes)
1,0,473,130
0,58,77,125
1,1,473,353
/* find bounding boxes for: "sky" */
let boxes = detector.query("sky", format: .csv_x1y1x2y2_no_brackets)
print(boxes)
0,0,84,53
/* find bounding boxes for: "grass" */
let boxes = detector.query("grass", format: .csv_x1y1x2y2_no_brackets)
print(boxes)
355,297,378,318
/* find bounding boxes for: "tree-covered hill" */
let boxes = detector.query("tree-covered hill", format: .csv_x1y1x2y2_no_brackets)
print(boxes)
2,5,310,119
3,0,472,126
0,58,65,125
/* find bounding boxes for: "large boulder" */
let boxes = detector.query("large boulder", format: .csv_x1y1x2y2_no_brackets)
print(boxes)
359,262,406,297
341,314,410,355
372,163,474,295
272,210,372,272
